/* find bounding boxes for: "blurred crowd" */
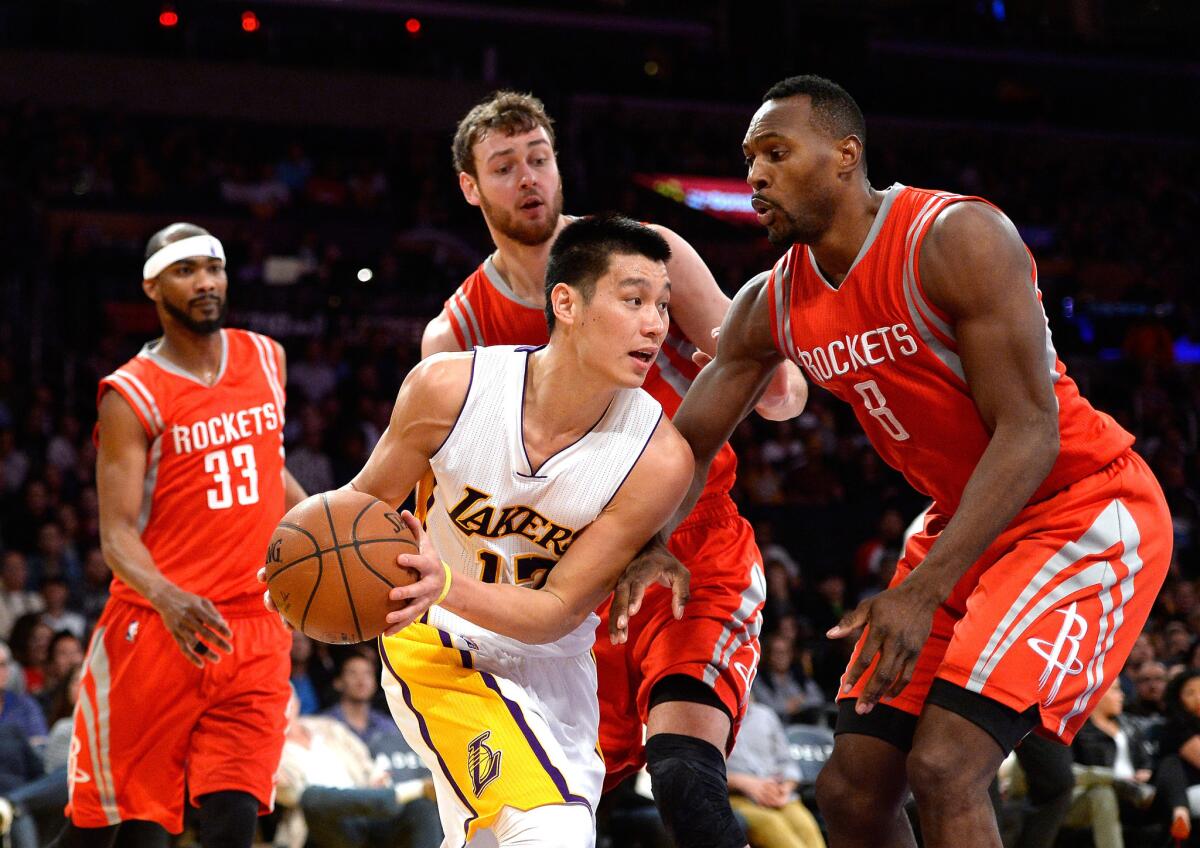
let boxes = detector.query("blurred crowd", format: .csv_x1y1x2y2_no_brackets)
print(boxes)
1,98,1198,848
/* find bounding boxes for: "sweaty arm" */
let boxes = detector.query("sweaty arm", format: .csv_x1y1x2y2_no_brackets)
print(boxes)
652,225,806,421
95,391,233,667
384,419,694,644
898,202,1061,602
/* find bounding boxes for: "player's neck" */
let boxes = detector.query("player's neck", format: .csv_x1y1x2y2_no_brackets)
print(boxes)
809,185,887,285
521,345,617,457
490,216,570,304
158,326,225,385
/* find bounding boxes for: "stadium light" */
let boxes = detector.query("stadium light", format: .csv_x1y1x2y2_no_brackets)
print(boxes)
158,5,179,27
405,17,421,35
242,10,261,33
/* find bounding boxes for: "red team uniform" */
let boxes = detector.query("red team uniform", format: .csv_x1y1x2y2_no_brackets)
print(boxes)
70,329,292,831
765,185,1171,742
444,256,765,788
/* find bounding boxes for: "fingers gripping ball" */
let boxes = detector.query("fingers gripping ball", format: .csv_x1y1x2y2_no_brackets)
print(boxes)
265,490,418,644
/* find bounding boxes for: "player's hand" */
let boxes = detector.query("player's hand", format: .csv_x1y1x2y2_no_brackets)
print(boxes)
690,327,719,369
828,579,939,714
256,567,294,632
149,583,233,668
384,510,446,635
609,536,690,645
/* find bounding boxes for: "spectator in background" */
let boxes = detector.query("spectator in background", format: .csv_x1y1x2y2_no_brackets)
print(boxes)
1162,620,1195,669
1149,669,1200,842
726,695,826,848
29,523,82,590
37,631,83,717
77,547,110,623
0,427,31,495
1128,661,1170,718
290,631,321,716
753,632,825,725
853,507,905,599
286,420,335,495
39,578,85,639
275,689,441,848
1065,681,1155,848
323,653,392,745
0,723,44,848
6,616,51,696
0,640,46,741
0,551,43,640
1120,634,1156,700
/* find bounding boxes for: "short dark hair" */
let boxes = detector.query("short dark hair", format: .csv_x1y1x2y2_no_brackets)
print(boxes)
544,215,671,333
762,75,867,147
144,222,211,261
452,90,556,178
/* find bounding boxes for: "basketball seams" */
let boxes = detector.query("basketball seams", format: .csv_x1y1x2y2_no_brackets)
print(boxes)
353,500,417,589
322,492,365,644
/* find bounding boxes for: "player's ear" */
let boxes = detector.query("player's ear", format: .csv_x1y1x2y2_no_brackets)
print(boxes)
142,276,159,302
459,171,481,207
836,134,864,178
549,282,577,327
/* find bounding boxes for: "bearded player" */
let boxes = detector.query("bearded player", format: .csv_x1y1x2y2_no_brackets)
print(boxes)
628,75,1171,848
421,91,806,847
56,224,306,848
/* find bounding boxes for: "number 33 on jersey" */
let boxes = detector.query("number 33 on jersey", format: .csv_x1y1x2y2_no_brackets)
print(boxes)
96,329,287,605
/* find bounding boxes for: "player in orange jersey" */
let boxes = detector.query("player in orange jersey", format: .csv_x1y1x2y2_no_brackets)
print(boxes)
421,91,806,848
623,75,1171,848
53,224,307,848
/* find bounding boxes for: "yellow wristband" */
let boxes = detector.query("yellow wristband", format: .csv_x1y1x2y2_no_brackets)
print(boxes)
434,561,453,607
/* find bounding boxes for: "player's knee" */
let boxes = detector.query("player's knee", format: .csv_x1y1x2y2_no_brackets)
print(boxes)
906,741,987,808
194,791,259,848
813,756,858,823
644,733,746,848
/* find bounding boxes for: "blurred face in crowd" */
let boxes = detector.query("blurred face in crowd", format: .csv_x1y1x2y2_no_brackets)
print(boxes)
462,126,563,248
144,254,228,336
84,549,109,585
1136,661,1168,704
1127,634,1154,669
0,642,12,690
26,622,53,666
290,631,312,666
1181,677,1200,719
48,634,83,678
766,633,795,674
2,551,28,590
43,581,70,612
743,96,852,247
1094,681,1124,719
336,655,377,704
1166,623,1193,657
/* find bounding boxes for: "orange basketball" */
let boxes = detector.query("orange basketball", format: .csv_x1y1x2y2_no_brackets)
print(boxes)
264,489,418,644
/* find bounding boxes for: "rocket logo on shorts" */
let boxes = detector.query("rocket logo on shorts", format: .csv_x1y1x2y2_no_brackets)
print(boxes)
1027,601,1089,705
467,730,502,797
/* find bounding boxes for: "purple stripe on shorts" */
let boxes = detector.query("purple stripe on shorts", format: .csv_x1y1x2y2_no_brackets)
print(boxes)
378,640,478,843
478,671,592,809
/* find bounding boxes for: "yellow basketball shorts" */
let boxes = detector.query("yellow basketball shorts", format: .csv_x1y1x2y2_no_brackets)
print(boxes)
379,623,603,846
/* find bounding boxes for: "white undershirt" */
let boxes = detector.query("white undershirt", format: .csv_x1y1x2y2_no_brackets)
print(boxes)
1113,729,1135,780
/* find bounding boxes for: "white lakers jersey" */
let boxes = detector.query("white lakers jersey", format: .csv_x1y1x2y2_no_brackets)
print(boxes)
424,344,663,658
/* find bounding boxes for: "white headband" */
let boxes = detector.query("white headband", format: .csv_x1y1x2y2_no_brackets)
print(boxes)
143,235,226,280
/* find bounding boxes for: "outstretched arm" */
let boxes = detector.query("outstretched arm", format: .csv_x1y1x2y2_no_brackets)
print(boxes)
653,227,806,421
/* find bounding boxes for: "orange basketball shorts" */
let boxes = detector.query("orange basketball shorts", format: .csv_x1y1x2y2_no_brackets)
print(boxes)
595,496,765,791
67,596,291,833
841,449,1171,743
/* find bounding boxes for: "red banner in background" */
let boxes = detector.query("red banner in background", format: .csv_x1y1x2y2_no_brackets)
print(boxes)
634,173,757,225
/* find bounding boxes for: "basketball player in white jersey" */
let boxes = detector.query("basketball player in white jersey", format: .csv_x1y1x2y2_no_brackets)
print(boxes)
342,216,693,847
